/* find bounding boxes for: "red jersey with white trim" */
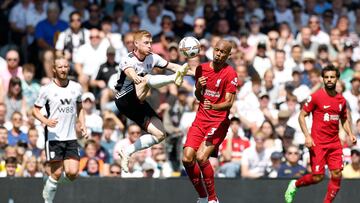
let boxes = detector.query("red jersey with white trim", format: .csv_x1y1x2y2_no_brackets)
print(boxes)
194,62,238,123
303,88,347,146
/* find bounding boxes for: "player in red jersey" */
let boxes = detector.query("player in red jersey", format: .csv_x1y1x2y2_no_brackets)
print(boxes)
285,65,357,203
182,39,238,203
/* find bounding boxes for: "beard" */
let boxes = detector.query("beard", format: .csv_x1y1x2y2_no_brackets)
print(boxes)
325,83,336,90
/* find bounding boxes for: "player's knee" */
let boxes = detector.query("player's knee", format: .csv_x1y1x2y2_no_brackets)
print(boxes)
196,154,208,165
182,155,195,166
313,174,324,182
331,170,342,179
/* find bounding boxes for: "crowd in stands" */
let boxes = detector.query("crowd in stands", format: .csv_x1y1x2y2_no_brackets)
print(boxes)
0,0,360,179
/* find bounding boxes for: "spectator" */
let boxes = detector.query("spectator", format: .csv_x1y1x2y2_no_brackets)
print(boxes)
297,27,318,53
0,103,9,128
123,31,135,53
0,156,18,177
0,126,8,157
111,4,129,34
172,6,192,38
82,3,101,30
25,0,46,50
264,151,283,178
26,127,41,158
277,145,306,178
74,28,108,91
20,155,43,177
7,112,27,146
219,117,250,177
55,11,90,63
9,0,34,46
140,3,161,36
274,0,293,25
128,15,141,33
343,148,360,178
241,132,273,178
90,46,119,111
343,73,360,123
108,163,122,177
100,118,116,164
80,158,101,177
21,63,40,109
79,139,105,176
35,2,68,50
308,15,330,45
0,50,24,93
5,77,27,121
142,162,155,178
60,0,89,23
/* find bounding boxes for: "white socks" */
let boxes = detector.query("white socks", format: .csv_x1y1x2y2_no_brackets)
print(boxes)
147,75,175,88
43,176,58,203
125,134,159,156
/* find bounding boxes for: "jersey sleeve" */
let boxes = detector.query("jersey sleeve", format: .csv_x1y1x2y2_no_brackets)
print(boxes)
226,69,238,94
34,86,48,108
120,55,135,71
303,94,316,113
153,53,168,68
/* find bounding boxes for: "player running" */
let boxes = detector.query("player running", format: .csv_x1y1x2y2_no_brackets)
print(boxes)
284,65,357,203
33,56,87,203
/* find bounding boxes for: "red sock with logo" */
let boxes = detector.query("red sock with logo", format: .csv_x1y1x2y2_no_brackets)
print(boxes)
324,177,341,203
184,162,207,198
199,160,217,201
295,174,317,187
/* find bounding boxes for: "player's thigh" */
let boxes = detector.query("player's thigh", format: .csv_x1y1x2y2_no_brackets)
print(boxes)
147,116,166,139
203,120,230,157
184,125,205,152
196,141,216,163
326,147,343,171
309,147,327,175
63,140,80,175
182,146,197,164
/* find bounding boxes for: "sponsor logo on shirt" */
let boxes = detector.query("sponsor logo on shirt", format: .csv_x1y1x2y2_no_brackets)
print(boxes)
58,98,75,113
323,113,339,121
204,89,220,98
231,77,238,86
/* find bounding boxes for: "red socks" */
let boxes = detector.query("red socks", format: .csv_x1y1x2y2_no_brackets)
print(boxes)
184,162,207,198
324,177,341,203
295,174,317,187
199,160,217,201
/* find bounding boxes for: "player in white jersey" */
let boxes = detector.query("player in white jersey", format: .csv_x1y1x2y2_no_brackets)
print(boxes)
33,57,87,203
115,30,191,172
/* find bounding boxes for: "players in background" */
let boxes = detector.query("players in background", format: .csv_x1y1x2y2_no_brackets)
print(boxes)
33,57,87,203
115,30,190,172
182,39,238,203
285,65,357,203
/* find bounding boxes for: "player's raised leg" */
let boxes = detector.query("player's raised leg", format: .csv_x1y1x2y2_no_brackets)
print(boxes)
285,174,324,203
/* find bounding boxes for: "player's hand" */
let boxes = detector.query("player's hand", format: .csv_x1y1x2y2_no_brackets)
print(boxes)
46,119,58,128
203,99,212,110
196,76,207,90
133,75,143,84
305,135,315,148
80,125,89,139
350,134,357,145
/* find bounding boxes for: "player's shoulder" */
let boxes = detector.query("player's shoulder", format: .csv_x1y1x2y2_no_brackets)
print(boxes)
67,80,82,90
224,64,236,74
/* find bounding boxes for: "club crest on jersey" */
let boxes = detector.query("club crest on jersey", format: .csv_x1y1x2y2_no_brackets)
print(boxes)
215,79,222,87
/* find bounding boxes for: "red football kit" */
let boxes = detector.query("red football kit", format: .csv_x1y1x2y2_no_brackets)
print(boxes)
302,88,347,174
184,62,238,153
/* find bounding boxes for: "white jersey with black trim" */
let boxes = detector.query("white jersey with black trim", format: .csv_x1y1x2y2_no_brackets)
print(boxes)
114,52,168,98
34,80,82,141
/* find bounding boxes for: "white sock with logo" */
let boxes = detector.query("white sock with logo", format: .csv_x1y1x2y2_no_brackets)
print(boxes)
147,75,175,88
43,176,58,202
125,134,159,156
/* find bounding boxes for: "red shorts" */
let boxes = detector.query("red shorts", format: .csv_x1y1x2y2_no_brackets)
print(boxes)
309,145,343,175
184,119,230,155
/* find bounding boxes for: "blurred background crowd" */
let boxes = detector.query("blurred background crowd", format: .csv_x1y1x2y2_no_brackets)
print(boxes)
0,0,360,179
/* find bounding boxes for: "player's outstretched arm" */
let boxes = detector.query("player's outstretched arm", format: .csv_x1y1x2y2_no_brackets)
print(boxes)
77,102,88,139
298,109,315,148
32,106,58,128
204,92,235,111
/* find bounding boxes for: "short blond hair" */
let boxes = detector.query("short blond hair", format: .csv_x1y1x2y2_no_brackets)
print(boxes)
133,30,152,41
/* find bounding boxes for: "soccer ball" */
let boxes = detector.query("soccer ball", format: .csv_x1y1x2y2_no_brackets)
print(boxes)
178,36,200,58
